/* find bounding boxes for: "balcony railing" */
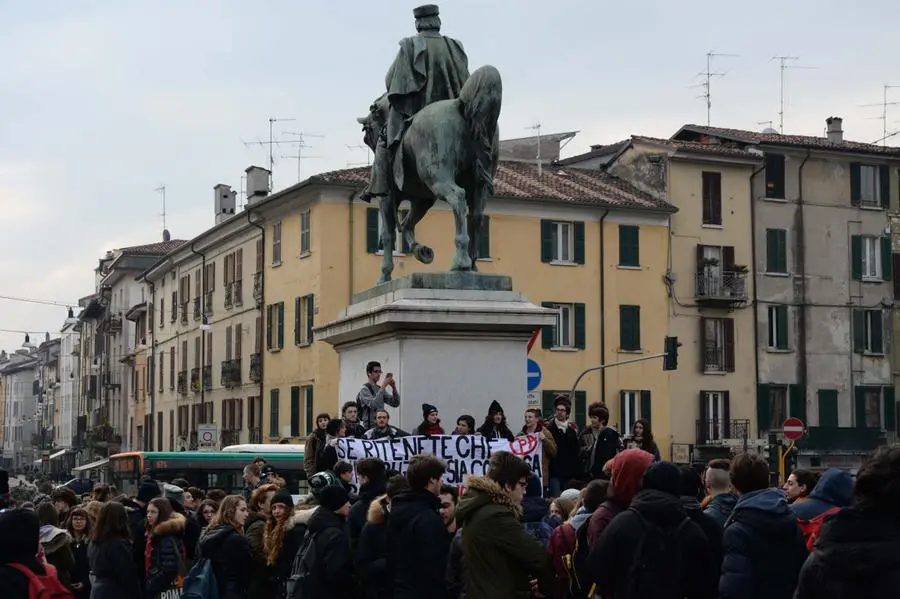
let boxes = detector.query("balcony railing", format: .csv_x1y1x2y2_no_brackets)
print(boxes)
107,314,123,333
193,298,201,320
221,430,241,447
249,353,262,382
703,344,725,372
253,272,263,304
202,365,212,391
221,359,242,387
234,280,243,306
803,427,887,453
696,419,751,445
177,371,188,395
695,271,748,304
190,368,200,392
102,371,121,389
249,428,262,444
224,283,233,309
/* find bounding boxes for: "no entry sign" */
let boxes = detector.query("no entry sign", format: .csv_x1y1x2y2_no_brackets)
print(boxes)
782,417,805,441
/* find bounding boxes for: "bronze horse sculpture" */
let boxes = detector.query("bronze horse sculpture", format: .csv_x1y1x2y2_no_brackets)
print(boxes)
357,64,502,284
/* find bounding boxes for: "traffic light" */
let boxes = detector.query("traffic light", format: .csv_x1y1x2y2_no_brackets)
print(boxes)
663,336,680,371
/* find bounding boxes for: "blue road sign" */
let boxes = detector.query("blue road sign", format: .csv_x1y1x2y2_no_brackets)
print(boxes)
527,358,542,392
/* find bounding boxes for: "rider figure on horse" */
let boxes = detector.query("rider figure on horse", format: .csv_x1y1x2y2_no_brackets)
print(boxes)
362,4,470,203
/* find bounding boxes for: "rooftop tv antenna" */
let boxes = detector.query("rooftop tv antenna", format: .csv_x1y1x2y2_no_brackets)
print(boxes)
153,185,166,231
526,122,542,176
282,131,325,182
346,144,372,167
242,117,297,189
860,84,900,146
695,51,738,126
771,56,815,133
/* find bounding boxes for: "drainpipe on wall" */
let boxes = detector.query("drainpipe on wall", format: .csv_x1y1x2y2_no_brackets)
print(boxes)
348,190,356,304
148,281,156,451
190,242,207,441
247,210,266,415
797,150,811,420
749,161,766,436
599,209,610,406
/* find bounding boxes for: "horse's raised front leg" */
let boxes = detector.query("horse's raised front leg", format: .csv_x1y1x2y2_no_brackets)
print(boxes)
377,199,396,284
432,180,471,271
402,198,436,264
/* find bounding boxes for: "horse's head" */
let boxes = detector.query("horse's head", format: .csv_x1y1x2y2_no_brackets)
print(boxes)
357,93,389,152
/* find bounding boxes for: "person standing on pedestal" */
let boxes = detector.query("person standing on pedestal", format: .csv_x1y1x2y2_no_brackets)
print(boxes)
357,361,400,431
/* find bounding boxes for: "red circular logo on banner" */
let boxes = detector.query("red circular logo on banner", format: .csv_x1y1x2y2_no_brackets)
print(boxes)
509,434,538,456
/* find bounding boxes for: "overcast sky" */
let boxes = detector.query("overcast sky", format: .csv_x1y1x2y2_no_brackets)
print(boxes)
1,0,898,351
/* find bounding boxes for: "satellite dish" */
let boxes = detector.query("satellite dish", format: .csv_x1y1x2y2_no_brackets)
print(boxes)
761,127,779,134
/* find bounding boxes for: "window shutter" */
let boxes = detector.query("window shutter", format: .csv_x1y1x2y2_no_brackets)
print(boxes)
881,237,892,281
574,391,587,429
541,302,555,349
477,215,491,259
757,384,771,434
574,221,586,264
265,305,273,349
852,309,865,353
776,305,789,349
723,319,736,372
699,317,708,372
884,386,896,431
817,390,838,427
850,163,861,206
871,310,884,354
722,391,732,438
540,220,554,263
619,306,640,351
366,208,380,253
277,302,284,349
765,230,778,272
879,165,891,209
695,245,705,275
290,386,301,437
304,386,314,435
722,246,736,270
854,386,867,428
698,392,709,441
541,391,556,421
639,390,652,423
618,225,639,267
619,391,627,431
788,384,806,421
574,303,586,350
306,294,315,342
293,297,301,345
270,389,280,437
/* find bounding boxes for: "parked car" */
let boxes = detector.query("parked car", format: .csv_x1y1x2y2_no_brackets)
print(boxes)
59,478,94,495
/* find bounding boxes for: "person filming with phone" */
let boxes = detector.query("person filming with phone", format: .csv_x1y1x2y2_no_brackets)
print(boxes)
357,361,401,430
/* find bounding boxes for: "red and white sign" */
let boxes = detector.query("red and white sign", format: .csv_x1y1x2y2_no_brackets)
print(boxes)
782,417,805,441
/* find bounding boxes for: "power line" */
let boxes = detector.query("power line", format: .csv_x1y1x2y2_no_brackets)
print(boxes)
0,294,77,308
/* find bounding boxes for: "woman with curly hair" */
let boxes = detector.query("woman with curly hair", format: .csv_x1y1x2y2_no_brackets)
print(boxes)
263,488,306,599
246,484,277,599
198,495,252,599
90,483,112,503
83,501,103,527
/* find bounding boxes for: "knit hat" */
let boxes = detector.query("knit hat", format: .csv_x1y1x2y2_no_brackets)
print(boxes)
559,488,581,503
163,483,184,508
641,461,682,496
318,485,350,512
271,488,294,509
488,400,504,416
422,403,439,419
0,508,40,565
137,480,162,504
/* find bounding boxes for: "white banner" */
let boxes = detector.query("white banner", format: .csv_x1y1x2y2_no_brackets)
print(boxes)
334,434,543,493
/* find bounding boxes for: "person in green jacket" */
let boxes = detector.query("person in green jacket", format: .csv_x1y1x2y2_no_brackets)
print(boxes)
455,452,554,599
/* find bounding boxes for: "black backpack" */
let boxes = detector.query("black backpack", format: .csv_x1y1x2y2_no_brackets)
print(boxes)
285,530,319,599
624,508,691,599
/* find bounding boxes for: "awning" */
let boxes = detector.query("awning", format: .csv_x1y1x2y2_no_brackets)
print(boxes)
72,458,109,473
50,449,67,460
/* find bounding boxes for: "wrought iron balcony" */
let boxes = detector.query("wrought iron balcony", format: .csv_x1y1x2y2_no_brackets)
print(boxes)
234,280,243,306
696,419,751,445
193,298,201,320
177,371,188,395
221,359,242,387
694,271,748,306
224,283,233,309
803,427,887,453
202,365,212,391
190,368,200,392
249,353,261,382
107,314,123,333
703,345,726,372
253,272,263,304
249,428,262,444
102,371,121,389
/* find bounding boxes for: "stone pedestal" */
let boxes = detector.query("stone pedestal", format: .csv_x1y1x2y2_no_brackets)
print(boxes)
316,273,556,432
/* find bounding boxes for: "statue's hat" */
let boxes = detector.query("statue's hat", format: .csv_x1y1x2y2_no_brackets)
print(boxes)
413,4,439,18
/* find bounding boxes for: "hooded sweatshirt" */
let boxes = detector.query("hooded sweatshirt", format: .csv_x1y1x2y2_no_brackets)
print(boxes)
790,468,853,521
586,449,653,547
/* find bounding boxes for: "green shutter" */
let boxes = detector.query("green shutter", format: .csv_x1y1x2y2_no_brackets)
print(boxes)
757,384,771,434
850,163,861,206
477,215,491,259
541,301,555,349
789,384,806,421
293,297,301,345
853,309,865,353
366,208,380,253
276,302,284,349
880,165,891,209
640,390,652,422
817,390,838,427
871,310,884,354
541,390,555,420
574,391,587,429
881,237,892,280
776,305,789,349
306,294,315,342
619,305,640,351
618,225,640,267
265,305,273,349
766,229,787,273
884,386,896,431
855,386,867,428
540,220,554,263
574,221,585,264
574,303,586,350
850,235,862,280
290,386,300,437
269,388,280,437
304,386,314,435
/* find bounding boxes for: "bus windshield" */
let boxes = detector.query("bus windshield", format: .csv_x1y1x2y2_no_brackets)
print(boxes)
109,454,141,497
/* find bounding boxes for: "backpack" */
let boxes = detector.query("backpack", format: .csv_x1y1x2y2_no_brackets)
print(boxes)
561,517,595,599
624,509,691,599
6,562,74,599
181,557,219,599
797,506,841,552
286,531,320,599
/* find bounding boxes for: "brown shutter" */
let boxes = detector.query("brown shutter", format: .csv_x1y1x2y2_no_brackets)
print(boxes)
722,390,732,437
698,391,709,442
696,245,705,274
723,246,736,269
699,317,708,372
724,319,736,372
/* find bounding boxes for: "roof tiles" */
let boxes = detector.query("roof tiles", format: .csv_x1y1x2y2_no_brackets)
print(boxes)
678,125,900,156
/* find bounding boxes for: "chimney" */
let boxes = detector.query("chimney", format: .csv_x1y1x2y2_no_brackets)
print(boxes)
162,229,171,242
826,116,843,144
245,166,271,205
214,183,236,224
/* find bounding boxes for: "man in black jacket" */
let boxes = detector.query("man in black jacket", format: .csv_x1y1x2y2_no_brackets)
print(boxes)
386,454,449,599
129,479,161,580
579,402,622,481
347,458,388,547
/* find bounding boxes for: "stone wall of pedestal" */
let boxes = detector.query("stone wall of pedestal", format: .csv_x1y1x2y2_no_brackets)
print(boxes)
315,273,556,432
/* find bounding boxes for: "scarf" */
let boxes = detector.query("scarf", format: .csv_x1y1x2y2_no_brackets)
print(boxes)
144,532,153,576
421,421,443,435
554,418,569,431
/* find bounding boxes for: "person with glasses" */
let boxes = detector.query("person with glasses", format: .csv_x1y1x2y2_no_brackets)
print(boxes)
545,395,580,498
357,361,400,431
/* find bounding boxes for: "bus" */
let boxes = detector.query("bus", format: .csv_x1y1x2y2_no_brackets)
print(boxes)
109,449,306,497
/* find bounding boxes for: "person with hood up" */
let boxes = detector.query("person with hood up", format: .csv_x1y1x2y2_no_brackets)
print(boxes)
303,412,331,478
299,485,358,599
520,474,553,546
476,400,515,441
789,467,853,521
679,465,723,572
347,458,388,548
197,495,253,599
342,401,368,438
586,448,654,548
142,497,186,598
548,480,607,599
519,408,557,491
356,475,410,599
36,501,76,588
0,508,74,599
581,461,717,599
795,445,900,598
702,461,738,529
416,403,446,436
719,452,808,599
544,395,580,497
454,451,554,599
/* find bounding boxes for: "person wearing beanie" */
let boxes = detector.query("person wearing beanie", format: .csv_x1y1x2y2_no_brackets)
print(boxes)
416,403,445,436
130,479,161,581
0,508,57,599
264,487,306,598
476,400,514,441
300,484,355,598
580,461,717,599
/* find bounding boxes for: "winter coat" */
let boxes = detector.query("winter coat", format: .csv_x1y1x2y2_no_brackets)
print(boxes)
475,420,514,441
171,501,200,561
344,419,367,439
355,497,390,599
39,525,76,588
544,419,580,484
0,560,61,599
316,436,340,472
518,424,557,484
795,506,900,598
446,528,465,599
71,536,91,599
386,489,451,599
703,492,738,529
128,506,148,579
455,476,554,599
586,449,653,548
144,512,185,597
88,539,143,599
680,495,723,574
303,507,358,599
244,512,271,599
197,525,253,599
268,510,308,585
303,430,325,478
719,488,808,599
548,507,592,599
582,489,717,599
579,425,622,480
348,478,387,548
363,425,409,440
790,468,853,521
521,487,553,547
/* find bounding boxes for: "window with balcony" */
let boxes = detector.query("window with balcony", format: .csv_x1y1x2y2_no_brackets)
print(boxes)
701,171,722,225
248,396,263,443
300,210,311,256
695,244,747,303
540,302,586,350
851,163,889,209
853,309,884,355
294,294,315,346
700,317,735,372
767,305,789,350
272,221,282,264
540,220,585,264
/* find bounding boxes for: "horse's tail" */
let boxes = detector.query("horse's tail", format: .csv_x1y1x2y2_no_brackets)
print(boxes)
458,65,503,195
